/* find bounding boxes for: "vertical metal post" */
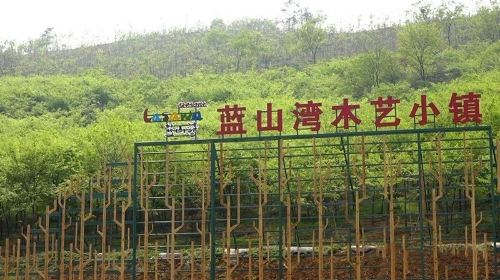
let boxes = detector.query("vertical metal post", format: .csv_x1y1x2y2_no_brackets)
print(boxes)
487,128,498,278
278,139,284,280
416,133,426,279
210,142,217,280
132,144,139,280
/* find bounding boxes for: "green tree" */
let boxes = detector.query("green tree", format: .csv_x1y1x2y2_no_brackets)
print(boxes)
230,30,262,71
475,2,500,42
296,17,327,64
363,47,395,88
205,19,231,73
398,22,444,81
0,133,80,220
0,41,18,76
435,0,464,48
90,87,114,111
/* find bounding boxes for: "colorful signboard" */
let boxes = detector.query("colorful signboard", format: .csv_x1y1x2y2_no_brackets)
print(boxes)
143,101,206,139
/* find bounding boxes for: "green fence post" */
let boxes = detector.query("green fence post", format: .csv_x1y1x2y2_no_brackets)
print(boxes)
416,132,427,279
132,144,139,280
488,128,498,278
278,139,284,280
210,142,217,280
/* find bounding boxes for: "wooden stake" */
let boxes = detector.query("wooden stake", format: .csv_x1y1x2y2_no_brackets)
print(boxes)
0,239,8,280
97,167,113,280
196,144,211,280
426,135,445,280
382,227,387,261
69,243,74,280
36,200,58,280
425,189,442,280
353,191,369,280
382,143,400,280
190,241,195,280
225,179,241,280
285,182,301,280
484,233,489,280
465,225,469,257
140,166,157,280
218,143,234,207
402,235,408,280
21,225,31,280
311,138,331,280
113,171,132,280
330,237,334,280
465,156,482,280
58,193,72,279
75,187,94,280
250,145,270,280
496,139,500,193
248,240,253,280
155,241,159,280
93,249,98,280
15,239,20,280
167,184,185,279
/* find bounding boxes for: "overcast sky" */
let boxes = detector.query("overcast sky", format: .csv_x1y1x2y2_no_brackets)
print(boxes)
0,0,482,46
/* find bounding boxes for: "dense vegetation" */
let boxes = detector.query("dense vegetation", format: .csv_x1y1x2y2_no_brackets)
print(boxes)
0,1,499,229
1,1,499,78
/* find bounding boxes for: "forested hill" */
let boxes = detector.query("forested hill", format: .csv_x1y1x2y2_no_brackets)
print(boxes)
0,2,499,222
0,2,499,78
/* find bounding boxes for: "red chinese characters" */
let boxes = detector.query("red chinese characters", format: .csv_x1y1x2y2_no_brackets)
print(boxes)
214,92,483,136
449,92,482,124
331,98,361,129
370,96,400,128
257,103,283,132
217,104,247,135
292,100,323,132
409,95,440,125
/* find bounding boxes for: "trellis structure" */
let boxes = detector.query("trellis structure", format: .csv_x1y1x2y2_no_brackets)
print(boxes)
0,125,499,280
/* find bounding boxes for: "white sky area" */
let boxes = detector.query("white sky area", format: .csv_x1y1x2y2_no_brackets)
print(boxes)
0,0,483,47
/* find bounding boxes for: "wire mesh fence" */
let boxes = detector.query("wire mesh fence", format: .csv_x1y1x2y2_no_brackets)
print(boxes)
0,126,499,279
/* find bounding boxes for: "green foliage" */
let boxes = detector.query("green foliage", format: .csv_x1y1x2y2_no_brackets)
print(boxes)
474,3,500,42
0,126,81,217
398,22,444,82
296,17,327,64
0,5,499,223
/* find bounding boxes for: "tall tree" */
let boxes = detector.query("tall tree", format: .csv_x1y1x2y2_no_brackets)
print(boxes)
408,0,434,23
296,17,327,64
280,0,312,31
0,41,18,76
230,30,261,72
205,19,231,73
398,22,443,81
475,2,500,42
435,0,464,48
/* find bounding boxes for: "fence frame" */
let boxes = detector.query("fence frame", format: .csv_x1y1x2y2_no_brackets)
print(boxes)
130,125,499,280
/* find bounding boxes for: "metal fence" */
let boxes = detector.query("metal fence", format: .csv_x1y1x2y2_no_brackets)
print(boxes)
0,126,499,280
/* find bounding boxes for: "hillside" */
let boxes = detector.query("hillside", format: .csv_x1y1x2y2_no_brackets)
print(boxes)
0,2,499,234
0,2,498,78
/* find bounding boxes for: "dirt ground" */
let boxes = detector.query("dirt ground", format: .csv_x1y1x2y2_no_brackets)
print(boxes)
124,248,498,279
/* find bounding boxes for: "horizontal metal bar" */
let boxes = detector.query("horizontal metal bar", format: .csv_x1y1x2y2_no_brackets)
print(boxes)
135,126,492,147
